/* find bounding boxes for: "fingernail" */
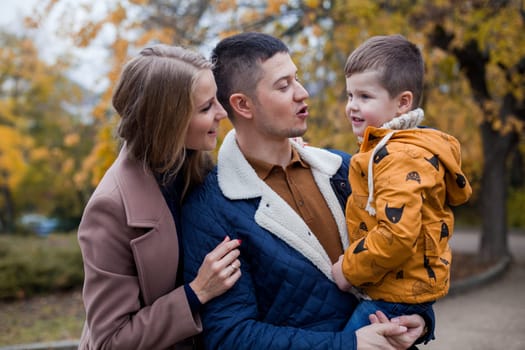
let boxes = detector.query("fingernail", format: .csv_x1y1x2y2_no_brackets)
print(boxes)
391,317,400,323
237,239,242,245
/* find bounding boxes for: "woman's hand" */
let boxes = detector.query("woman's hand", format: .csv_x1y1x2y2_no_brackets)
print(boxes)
369,310,425,349
355,321,407,350
189,236,242,304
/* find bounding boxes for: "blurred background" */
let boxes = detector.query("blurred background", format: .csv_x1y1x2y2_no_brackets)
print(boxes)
0,0,524,346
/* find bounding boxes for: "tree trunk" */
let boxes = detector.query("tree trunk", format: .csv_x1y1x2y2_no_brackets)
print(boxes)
479,121,514,262
0,183,15,233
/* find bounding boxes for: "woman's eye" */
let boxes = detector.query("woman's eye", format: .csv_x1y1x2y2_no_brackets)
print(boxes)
200,102,212,112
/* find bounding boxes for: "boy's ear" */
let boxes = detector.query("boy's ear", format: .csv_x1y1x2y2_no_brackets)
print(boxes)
229,93,254,120
397,91,413,114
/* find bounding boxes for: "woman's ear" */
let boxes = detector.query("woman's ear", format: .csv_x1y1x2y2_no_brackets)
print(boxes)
229,93,253,120
397,91,413,114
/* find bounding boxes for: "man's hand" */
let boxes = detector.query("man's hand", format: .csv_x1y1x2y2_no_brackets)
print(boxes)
369,311,425,349
356,321,408,350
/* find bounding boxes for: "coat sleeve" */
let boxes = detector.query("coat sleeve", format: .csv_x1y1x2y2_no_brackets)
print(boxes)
79,190,201,349
181,190,357,350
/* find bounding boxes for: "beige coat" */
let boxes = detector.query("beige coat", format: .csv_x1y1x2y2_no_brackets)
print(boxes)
78,146,201,350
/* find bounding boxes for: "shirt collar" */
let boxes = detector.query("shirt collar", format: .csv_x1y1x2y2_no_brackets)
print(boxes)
246,147,310,180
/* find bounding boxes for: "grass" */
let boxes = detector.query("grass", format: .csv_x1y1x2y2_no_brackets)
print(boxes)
0,233,85,346
0,288,84,346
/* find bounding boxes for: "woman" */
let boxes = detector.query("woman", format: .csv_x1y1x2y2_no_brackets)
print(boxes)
77,44,241,349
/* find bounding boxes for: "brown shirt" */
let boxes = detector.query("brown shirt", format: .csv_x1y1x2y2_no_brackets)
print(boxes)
247,148,343,263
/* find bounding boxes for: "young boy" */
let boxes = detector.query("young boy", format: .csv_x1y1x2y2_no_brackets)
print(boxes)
331,34,473,332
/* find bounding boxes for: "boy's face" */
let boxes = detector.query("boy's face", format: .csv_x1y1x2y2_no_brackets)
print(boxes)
250,52,310,139
345,70,401,138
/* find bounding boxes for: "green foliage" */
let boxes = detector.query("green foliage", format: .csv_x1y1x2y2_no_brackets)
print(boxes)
0,233,83,300
508,188,525,228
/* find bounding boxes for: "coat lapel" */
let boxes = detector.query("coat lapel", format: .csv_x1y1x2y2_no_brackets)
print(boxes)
115,146,169,228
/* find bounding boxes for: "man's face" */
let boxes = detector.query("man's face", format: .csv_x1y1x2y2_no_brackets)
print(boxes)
251,52,309,140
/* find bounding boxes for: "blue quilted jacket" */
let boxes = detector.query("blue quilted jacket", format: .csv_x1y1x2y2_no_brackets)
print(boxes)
182,130,434,349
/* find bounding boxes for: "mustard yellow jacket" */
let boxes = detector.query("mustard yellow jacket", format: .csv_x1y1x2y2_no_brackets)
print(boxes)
343,126,472,303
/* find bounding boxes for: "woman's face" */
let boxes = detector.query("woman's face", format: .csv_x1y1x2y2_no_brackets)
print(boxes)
185,69,227,151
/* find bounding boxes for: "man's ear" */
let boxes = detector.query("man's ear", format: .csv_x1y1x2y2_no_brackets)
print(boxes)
397,91,413,114
229,93,253,120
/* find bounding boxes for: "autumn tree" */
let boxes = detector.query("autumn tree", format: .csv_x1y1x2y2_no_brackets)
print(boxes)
0,31,92,232
423,1,525,261
39,0,524,261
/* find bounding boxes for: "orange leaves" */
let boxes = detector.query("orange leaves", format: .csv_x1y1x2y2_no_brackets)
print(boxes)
108,4,127,25
0,31,93,220
215,0,238,13
136,28,176,47
80,124,118,187
0,126,30,189
75,21,105,47
265,0,286,15
304,0,321,9
128,0,151,5
64,133,80,147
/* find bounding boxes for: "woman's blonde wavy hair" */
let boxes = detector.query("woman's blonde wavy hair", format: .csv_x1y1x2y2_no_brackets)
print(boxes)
113,44,214,201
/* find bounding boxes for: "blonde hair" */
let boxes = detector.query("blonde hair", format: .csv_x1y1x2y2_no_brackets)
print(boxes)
113,44,214,200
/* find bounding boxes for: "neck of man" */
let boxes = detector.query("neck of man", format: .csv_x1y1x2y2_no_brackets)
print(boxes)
235,129,293,168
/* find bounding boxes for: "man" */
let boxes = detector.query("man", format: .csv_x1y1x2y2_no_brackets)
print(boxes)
182,32,433,349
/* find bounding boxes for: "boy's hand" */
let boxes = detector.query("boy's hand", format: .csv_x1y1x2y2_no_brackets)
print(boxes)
331,255,353,292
